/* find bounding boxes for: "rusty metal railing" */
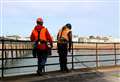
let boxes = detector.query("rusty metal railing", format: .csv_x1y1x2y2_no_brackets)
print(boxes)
0,39,120,78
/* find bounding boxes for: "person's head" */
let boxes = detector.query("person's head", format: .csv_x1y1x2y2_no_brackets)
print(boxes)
66,23,72,29
36,17,43,26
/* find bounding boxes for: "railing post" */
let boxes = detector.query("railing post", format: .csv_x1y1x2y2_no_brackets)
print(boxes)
19,42,22,56
114,43,117,66
72,41,74,70
22,42,25,56
15,41,18,58
96,43,99,69
1,39,4,78
10,40,13,59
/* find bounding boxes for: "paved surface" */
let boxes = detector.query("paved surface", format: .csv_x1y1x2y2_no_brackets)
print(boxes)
1,67,120,82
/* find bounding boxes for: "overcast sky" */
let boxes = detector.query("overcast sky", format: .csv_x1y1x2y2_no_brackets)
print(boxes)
0,0,119,38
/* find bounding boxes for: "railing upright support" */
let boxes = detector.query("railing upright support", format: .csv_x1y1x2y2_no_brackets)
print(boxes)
96,43,99,69
15,42,18,58
114,43,117,66
1,39,4,78
72,41,74,70
10,40,13,59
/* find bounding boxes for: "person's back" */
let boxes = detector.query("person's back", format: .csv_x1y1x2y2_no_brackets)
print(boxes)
30,17,53,75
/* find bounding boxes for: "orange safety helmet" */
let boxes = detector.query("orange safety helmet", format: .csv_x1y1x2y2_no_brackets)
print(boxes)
36,17,43,23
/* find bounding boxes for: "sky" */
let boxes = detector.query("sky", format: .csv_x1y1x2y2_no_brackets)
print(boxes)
0,0,119,38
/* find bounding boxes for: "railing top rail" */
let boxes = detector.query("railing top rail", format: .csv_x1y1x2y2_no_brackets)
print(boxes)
0,39,120,44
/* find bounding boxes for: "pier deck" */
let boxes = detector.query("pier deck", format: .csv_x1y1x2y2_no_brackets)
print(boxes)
1,66,120,82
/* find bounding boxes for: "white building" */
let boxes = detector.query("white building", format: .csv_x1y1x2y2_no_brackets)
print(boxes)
6,35,21,40
78,36,120,43
110,38,120,42
5,35,30,41
73,35,79,42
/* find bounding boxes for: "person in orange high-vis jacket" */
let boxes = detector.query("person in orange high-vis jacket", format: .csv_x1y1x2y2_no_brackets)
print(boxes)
57,23,72,72
30,17,53,76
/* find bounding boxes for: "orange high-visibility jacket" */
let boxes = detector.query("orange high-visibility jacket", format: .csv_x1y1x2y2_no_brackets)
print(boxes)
58,27,71,41
30,25,53,44
31,28,47,41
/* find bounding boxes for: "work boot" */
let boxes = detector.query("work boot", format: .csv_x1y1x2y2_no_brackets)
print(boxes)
37,70,43,76
65,69,70,73
64,68,70,73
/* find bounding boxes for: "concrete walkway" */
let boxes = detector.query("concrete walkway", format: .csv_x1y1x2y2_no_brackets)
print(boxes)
1,66,120,82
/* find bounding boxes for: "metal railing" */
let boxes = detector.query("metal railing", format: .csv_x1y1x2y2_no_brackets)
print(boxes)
0,39,120,78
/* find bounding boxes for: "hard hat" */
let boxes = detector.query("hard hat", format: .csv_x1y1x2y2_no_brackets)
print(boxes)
37,17,43,22
66,23,72,29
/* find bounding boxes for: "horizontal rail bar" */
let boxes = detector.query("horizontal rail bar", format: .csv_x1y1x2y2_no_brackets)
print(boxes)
1,59,120,70
1,39,120,43
0,54,120,60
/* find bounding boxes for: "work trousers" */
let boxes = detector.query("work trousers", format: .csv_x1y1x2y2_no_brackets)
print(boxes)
37,50,48,72
57,43,68,71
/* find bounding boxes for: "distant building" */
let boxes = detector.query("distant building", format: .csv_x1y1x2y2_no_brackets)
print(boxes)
109,38,120,42
6,35,21,40
78,36,88,42
0,36,3,40
19,37,30,40
1,35,120,42
73,35,79,42
78,36,120,43
5,35,30,40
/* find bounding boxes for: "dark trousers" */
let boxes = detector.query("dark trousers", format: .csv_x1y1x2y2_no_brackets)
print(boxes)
58,43,68,71
37,50,48,72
